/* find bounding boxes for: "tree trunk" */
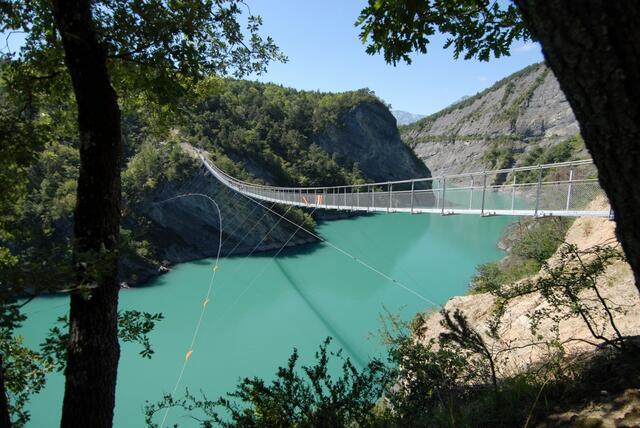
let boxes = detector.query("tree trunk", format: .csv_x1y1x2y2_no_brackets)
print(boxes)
51,1,122,427
514,1,640,291
0,355,11,428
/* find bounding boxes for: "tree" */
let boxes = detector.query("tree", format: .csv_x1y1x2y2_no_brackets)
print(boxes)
1,1,283,426
356,0,640,292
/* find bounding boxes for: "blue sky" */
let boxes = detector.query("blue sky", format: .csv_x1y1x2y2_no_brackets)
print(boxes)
2,1,543,115
247,0,543,114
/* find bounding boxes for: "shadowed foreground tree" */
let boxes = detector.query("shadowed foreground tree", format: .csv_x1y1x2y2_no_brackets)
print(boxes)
1,0,284,426
356,0,640,292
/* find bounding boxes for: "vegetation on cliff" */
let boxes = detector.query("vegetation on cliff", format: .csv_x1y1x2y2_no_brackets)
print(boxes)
400,62,544,137
145,216,639,427
0,73,391,295
187,80,382,187
0,62,406,423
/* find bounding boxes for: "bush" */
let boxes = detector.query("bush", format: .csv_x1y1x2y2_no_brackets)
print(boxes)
511,218,571,265
145,337,389,427
471,217,572,294
470,262,505,293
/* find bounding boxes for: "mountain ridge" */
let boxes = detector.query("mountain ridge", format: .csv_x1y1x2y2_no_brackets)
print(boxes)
401,62,585,177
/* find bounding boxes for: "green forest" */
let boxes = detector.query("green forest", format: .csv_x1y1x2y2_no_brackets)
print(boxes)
0,70,387,296
2,1,640,427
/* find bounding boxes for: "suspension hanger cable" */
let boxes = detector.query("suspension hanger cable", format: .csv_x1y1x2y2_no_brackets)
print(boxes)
229,191,440,308
154,193,223,427
214,206,319,322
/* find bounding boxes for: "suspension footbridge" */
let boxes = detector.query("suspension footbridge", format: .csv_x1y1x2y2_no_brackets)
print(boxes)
200,154,610,218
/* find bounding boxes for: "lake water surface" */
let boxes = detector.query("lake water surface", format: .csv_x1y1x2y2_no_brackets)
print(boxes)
22,212,513,426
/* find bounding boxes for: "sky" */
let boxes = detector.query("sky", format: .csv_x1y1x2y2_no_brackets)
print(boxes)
1,1,544,115
246,0,544,114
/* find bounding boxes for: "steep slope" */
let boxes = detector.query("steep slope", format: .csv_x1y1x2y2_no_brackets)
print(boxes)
128,84,430,285
188,81,430,185
315,102,429,182
4,80,430,288
401,63,586,176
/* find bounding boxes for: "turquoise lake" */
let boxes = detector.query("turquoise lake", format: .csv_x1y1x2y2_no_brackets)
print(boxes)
21,212,513,426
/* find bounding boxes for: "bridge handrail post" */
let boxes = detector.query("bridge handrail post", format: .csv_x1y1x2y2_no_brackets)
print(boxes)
534,165,543,217
350,186,354,211
469,176,474,209
565,167,574,211
371,185,374,211
441,178,446,215
511,170,516,212
480,172,487,216
344,186,347,208
410,181,415,214
388,183,392,213
357,186,360,209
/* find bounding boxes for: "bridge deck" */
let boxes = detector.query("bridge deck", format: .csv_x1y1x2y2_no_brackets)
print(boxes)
201,155,611,218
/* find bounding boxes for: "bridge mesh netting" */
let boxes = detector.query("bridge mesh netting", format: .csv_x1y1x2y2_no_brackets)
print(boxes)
202,156,610,218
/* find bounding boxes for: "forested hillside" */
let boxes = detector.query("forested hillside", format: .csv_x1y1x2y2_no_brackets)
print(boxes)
401,63,588,176
1,78,428,288
187,80,429,185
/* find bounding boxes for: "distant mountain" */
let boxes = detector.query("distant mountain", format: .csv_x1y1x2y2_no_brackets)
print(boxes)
391,110,425,125
400,63,585,177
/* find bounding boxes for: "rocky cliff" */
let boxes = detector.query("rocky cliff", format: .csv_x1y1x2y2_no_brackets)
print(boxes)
120,161,316,286
316,102,430,182
418,200,639,371
402,63,585,176
122,98,429,286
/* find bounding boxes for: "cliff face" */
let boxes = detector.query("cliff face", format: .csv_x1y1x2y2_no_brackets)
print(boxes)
402,63,584,176
121,162,316,286
122,100,429,286
315,102,430,182
417,198,639,372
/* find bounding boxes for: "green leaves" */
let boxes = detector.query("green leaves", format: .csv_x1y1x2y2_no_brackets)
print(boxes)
118,310,165,359
40,310,165,370
2,0,286,121
145,337,389,427
0,332,51,427
356,0,532,64
490,243,626,349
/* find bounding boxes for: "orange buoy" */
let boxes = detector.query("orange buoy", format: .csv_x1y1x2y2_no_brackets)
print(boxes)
213,265,219,272
203,298,210,307
185,350,193,361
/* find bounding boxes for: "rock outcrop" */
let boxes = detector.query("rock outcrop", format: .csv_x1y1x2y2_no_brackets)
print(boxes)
316,101,430,182
416,198,640,374
121,161,316,286
402,63,585,176
122,100,429,286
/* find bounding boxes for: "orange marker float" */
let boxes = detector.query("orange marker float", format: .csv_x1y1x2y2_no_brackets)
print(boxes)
185,350,193,361
212,265,219,272
203,298,210,307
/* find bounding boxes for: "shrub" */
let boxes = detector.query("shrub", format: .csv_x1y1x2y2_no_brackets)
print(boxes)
145,337,389,427
470,262,505,293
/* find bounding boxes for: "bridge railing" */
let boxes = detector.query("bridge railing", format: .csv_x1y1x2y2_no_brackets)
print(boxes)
201,154,610,218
